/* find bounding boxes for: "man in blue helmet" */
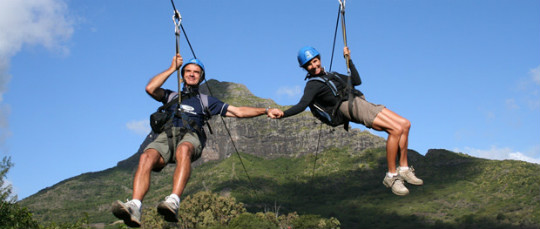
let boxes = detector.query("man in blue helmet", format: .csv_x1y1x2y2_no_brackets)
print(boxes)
270,46,422,196
112,54,282,227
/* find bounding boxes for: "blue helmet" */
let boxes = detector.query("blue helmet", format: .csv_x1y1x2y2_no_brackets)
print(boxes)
297,46,320,67
181,58,206,83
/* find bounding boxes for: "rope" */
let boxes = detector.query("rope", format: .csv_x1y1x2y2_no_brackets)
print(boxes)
169,0,260,202
171,0,182,106
202,78,260,202
181,25,197,59
338,0,357,129
328,4,341,72
339,0,350,73
310,122,324,182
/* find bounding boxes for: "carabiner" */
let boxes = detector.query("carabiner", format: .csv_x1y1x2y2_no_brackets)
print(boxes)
172,9,182,35
338,0,346,13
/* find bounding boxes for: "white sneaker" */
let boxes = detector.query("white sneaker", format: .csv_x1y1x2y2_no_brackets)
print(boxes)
398,166,423,185
112,200,141,227
157,195,179,222
383,175,409,196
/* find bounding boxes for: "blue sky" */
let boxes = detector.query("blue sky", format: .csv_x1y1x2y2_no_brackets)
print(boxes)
1,0,539,200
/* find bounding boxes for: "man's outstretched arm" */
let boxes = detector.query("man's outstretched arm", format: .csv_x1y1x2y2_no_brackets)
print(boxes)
225,105,283,118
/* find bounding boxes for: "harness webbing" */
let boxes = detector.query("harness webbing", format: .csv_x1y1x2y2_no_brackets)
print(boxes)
308,76,339,96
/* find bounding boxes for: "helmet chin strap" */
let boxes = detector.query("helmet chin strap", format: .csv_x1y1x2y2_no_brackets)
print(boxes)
182,78,202,92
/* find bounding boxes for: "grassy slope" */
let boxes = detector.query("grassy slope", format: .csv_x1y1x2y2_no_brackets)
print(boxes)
23,147,540,229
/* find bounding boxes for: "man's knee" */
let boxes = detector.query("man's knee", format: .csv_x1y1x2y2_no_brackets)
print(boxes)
402,119,411,132
140,149,163,168
389,124,404,137
175,142,194,161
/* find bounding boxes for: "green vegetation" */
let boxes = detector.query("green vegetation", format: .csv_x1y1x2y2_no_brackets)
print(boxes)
2,156,91,229
1,156,40,229
19,148,540,228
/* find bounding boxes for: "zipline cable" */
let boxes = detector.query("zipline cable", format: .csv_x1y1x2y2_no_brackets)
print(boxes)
181,25,197,59
310,122,324,182
328,4,341,72
169,0,261,203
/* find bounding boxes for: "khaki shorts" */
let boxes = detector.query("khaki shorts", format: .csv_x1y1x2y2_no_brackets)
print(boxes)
144,127,203,165
339,95,385,128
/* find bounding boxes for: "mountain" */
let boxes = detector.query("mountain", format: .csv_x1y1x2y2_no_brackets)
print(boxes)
116,79,386,167
19,80,540,229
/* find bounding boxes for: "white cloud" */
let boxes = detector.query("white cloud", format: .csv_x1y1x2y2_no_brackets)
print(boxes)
0,104,11,150
0,0,73,57
0,0,73,148
276,86,302,98
530,65,540,86
504,98,519,110
126,120,151,136
508,152,540,164
511,65,540,111
457,145,540,164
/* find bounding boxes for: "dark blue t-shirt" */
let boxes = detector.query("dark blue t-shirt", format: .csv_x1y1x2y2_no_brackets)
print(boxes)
161,89,229,145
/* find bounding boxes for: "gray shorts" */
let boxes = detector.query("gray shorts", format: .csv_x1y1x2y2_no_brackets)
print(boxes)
144,127,203,165
339,95,385,128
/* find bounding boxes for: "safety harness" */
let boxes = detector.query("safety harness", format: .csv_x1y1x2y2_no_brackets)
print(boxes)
150,92,212,154
307,72,351,130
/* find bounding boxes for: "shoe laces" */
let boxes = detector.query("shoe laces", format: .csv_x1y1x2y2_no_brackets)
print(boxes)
400,166,416,176
392,175,406,186
125,200,141,212
408,166,416,173
164,196,179,208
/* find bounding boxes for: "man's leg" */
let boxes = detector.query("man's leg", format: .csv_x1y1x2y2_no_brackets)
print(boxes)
374,109,422,186
372,108,405,174
372,108,410,195
112,148,166,227
157,142,194,222
172,142,194,196
376,109,411,167
133,149,166,200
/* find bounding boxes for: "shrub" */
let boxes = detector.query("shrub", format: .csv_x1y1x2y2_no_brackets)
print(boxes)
228,212,276,229
178,191,246,229
292,214,340,229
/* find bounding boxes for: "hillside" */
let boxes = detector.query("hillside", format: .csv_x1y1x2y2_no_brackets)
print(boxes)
19,80,540,229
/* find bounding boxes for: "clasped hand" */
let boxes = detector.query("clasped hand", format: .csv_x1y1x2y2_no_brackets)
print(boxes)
267,108,284,119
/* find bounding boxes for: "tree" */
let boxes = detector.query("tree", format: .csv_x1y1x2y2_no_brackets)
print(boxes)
1,156,14,203
0,156,40,228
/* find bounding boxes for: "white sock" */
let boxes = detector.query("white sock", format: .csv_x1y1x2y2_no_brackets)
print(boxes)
131,199,142,209
387,172,398,178
168,194,180,204
399,166,409,171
